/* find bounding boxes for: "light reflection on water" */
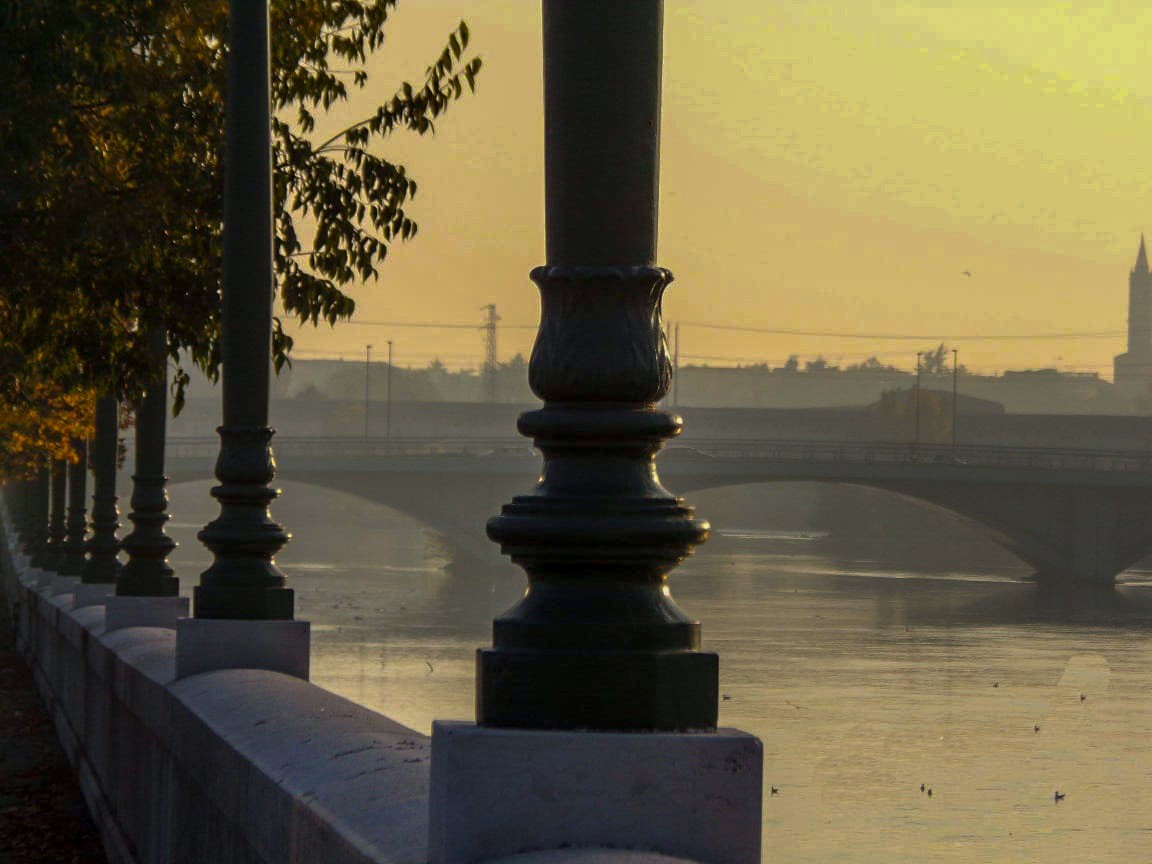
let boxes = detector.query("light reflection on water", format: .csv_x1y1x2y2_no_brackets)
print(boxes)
165,479,1152,863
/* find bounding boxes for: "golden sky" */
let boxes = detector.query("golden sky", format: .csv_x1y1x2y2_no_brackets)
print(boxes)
283,1,1152,378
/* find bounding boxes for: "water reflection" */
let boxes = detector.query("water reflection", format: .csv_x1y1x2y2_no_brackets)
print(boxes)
164,479,1152,863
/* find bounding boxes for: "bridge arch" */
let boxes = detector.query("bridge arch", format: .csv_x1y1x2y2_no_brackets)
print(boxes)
669,474,1152,584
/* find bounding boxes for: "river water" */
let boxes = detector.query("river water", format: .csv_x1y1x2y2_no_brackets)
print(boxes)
162,478,1152,863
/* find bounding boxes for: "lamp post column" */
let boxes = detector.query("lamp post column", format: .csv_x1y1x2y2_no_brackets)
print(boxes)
118,328,178,596
429,4,761,862
177,0,308,679
42,460,67,576
109,328,187,630
913,351,923,455
59,439,89,578
951,348,959,456
386,339,393,446
25,467,50,568
77,396,121,607
364,344,372,439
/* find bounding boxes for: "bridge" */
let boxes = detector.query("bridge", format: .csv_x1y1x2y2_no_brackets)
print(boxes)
164,436,1152,585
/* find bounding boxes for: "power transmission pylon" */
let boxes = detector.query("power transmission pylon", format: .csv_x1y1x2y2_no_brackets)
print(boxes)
482,303,501,402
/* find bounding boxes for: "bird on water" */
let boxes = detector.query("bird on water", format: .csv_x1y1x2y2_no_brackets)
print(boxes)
1054,791,1065,802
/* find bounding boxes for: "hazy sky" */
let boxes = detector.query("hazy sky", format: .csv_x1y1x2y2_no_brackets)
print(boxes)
283,2,1152,377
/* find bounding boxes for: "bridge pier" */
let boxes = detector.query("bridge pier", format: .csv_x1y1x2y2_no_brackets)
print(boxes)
1069,488,1121,585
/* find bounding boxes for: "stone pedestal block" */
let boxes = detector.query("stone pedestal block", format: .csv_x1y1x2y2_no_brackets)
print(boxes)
73,583,114,609
49,574,79,596
428,722,762,864
175,618,310,680
105,596,190,632
49,576,79,594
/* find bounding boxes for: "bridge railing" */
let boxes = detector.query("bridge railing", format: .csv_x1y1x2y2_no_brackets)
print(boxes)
674,439,1152,474
160,436,1152,475
163,436,532,461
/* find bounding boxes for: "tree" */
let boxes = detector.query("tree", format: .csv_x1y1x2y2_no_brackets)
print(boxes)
920,344,949,375
804,356,838,373
0,1,483,416
846,356,901,373
781,355,799,373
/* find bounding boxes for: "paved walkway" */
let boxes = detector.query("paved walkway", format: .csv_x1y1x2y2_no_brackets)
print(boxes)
0,596,107,863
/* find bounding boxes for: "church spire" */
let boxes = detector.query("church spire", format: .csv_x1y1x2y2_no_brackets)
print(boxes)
1136,234,1148,274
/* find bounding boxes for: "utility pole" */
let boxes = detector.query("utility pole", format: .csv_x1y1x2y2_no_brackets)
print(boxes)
951,347,959,456
913,351,923,454
386,339,393,446
482,304,500,402
364,344,372,438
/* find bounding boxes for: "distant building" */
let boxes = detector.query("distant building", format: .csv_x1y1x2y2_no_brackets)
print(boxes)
1113,235,1152,395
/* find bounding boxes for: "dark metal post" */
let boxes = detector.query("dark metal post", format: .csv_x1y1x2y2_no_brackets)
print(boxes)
118,328,178,596
386,339,393,445
83,396,121,584
194,0,292,620
913,351,922,454
60,440,89,576
951,347,959,456
481,0,716,731
24,467,49,562
44,459,67,571
364,344,372,438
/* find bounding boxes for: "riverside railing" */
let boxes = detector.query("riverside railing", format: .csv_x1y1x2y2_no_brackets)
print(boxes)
161,436,1152,475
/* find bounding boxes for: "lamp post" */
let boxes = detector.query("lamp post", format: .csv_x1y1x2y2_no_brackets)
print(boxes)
81,397,121,588
59,439,88,577
26,465,50,568
44,459,67,572
118,327,178,597
913,351,923,454
386,339,393,446
951,347,959,456
364,344,373,438
178,0,308,681
430,6,761,862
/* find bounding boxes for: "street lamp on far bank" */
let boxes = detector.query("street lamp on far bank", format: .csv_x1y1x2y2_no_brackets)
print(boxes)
913,351,923,453
952,347,959,454
386,339,393,447
364,344,373,438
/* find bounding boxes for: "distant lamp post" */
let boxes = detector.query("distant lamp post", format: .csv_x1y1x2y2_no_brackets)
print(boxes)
913,351,923,453
364,344,373,438
60,439,89,577
81,397,122,587
45,459,67,571
386,339,393,446
951,348,959,455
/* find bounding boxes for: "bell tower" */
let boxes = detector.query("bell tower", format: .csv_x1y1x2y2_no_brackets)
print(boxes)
1114,235,1152,394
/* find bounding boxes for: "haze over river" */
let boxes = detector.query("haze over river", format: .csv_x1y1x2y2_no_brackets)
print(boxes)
162,477,1152,863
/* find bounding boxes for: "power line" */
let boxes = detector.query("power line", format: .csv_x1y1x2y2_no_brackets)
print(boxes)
297,316,1123,342
339,319,537,330
679,322,1123,341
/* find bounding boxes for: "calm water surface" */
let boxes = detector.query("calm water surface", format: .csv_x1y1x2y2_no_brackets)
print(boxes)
164,479,1152,863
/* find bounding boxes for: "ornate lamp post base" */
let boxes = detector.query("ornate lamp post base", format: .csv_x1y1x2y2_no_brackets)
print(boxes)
429,722,762,864
477,649,717,731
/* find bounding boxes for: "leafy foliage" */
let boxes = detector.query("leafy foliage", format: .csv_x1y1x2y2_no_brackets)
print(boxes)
0,0,482,423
